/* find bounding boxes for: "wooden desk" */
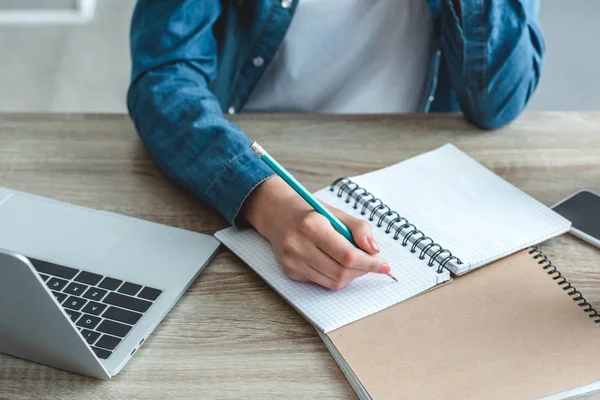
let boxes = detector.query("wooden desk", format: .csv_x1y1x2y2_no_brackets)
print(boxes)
1,113,600,399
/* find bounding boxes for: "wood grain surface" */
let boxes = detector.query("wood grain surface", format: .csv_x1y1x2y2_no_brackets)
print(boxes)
0,112,599,399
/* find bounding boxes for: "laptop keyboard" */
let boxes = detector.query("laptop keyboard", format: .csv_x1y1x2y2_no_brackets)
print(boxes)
29,257,163,360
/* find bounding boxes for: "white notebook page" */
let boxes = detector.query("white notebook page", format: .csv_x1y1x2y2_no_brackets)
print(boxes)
216,187,449,333
350,144,571,274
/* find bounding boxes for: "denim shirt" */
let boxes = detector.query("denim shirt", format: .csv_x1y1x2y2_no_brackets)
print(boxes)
127,0,544,226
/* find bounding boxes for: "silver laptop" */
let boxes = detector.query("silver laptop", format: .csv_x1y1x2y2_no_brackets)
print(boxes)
0,187,220,380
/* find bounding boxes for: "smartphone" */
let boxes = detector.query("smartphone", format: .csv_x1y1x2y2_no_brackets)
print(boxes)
552,189,600,249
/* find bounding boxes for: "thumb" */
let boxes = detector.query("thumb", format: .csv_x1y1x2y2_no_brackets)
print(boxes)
326,204,380,255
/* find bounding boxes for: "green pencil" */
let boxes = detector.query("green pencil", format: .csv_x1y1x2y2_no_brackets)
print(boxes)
249,142,397,282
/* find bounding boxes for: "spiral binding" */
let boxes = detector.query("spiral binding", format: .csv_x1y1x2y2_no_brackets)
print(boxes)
329,177,464,274
528,247,600,324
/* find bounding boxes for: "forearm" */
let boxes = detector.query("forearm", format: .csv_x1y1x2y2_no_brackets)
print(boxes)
441,0,544,129
127,62,274,226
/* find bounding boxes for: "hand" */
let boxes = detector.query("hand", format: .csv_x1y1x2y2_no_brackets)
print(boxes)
241,177,390,291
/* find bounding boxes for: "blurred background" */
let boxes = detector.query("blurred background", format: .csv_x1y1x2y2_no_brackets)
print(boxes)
0,0,597,113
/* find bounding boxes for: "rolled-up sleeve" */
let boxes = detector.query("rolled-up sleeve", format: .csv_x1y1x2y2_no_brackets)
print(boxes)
440,0,545,130
127,1,274,226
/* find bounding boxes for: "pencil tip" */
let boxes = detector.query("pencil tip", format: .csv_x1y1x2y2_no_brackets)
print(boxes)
392,276,398,282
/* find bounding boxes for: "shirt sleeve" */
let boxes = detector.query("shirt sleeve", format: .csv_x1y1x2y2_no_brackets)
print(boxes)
439,0,545,129
127,1,274,226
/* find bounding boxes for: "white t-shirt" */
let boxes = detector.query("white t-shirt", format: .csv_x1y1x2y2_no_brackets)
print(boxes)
244,0,435,114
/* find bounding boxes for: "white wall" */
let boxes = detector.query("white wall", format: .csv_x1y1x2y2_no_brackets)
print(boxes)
527,0,600,111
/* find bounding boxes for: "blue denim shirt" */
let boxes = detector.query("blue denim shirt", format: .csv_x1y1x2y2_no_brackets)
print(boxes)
127,0,544,226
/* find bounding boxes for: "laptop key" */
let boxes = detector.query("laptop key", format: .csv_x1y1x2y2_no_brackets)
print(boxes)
98,277,122,291
63,282,89,296
138,287,162,301
92,346,111,360
74,271,103,286
52,291,68,304
82,301,107,316
64,296,87,311
118,282,142,296
97,319,132,338
103,306,142,325
103,292,152,313
81,329,100,345
29,258,79,280
96,335,122,351
76,314,101,330
65,310,82,323
39,273,50,282
47,277,68,291
83,287,108,301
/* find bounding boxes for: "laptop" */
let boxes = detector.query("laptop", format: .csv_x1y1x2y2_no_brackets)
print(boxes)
0,187,220,380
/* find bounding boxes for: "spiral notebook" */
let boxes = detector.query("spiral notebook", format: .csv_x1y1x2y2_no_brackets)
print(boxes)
319,248,600,399
216,144,571,333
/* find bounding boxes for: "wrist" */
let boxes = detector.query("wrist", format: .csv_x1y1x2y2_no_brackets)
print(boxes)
241,176,301,235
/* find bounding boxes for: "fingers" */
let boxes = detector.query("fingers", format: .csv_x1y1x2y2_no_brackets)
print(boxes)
280,246,341,290
300,265,348,291
285,257,365,292
299,213,389,274
308,247,367,282
278,204,391,291
280,221,370,291
326,204,380,255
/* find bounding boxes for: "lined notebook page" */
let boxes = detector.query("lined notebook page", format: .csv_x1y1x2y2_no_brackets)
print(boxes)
216,189,449,333
350,144,571,274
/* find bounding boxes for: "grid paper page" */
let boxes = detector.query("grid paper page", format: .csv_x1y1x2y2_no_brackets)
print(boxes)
350,144,571,274
216,190,449,333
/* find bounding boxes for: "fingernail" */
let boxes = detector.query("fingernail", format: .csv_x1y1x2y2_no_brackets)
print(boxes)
367,236,380,253
379,264,391,274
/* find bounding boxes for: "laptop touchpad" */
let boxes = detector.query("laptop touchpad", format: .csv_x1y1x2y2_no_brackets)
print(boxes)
0,193,133,269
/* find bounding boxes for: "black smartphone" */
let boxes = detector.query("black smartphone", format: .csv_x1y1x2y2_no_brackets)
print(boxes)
552,190,600,248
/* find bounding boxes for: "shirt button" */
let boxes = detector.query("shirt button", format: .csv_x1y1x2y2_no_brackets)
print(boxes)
228,106,236,115
281,0,293,9
436,50,442,56
252,56,264,67
428,96,435,102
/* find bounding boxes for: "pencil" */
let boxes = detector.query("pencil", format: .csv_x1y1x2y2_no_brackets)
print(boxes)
249,142,397,282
